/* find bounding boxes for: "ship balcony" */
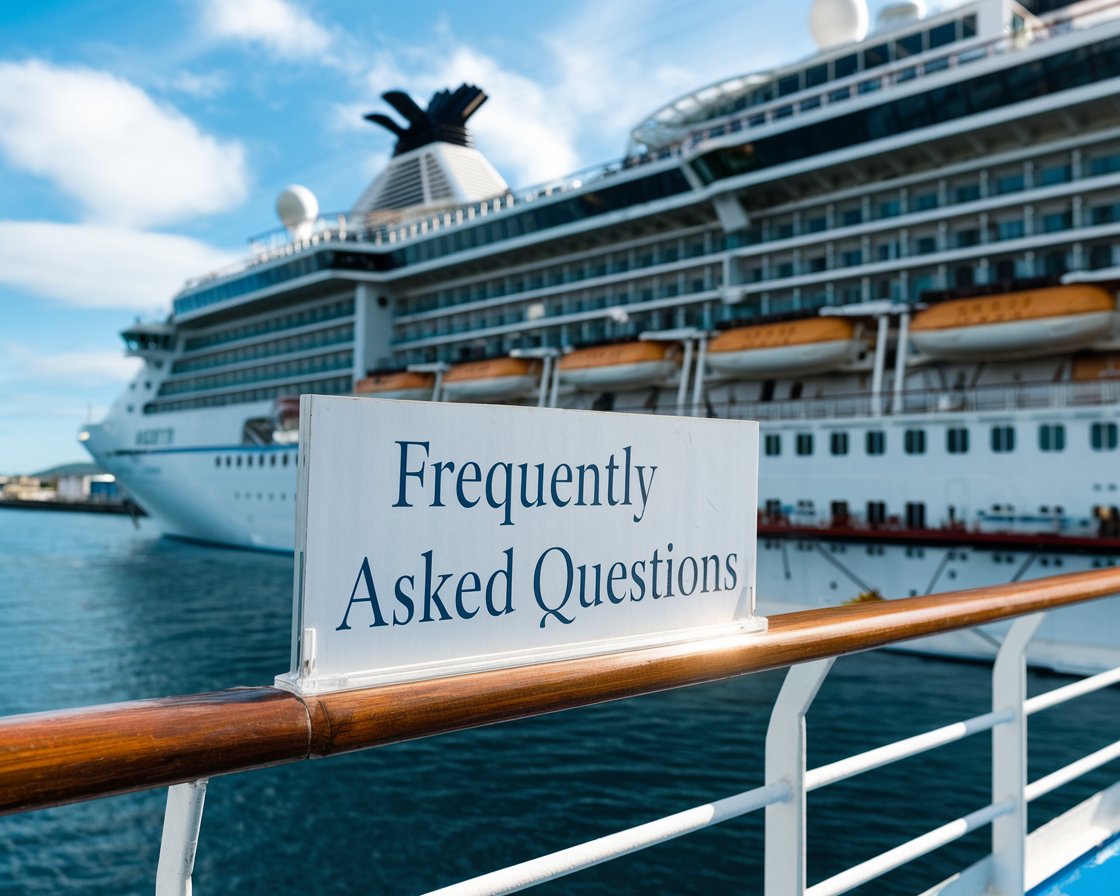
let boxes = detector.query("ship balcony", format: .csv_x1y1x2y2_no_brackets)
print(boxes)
697,378,1120,423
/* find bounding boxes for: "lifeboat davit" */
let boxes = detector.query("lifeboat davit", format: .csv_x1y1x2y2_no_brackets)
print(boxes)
706,318,861,378
441,357,542,402
909,286,1116,361
354,370,435,401
558,341,681,390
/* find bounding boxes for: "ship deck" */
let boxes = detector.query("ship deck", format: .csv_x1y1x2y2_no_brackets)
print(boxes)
1031,834,1120,895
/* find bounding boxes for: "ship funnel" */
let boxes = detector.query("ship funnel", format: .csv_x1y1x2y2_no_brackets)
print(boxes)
275,184,319,240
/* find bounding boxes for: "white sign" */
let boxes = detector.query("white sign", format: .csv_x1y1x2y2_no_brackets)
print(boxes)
277,396,764,694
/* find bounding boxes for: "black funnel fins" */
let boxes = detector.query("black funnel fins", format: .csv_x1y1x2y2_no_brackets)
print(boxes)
364,83,489,156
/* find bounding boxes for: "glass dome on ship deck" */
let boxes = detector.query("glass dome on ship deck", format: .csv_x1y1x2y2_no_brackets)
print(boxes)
629,3,979,152
630,73,772,152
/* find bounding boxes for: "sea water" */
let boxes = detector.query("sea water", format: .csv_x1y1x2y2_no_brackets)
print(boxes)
0,508,1117,895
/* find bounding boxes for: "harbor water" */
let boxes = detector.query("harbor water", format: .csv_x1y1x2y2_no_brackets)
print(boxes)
0,508,1117,895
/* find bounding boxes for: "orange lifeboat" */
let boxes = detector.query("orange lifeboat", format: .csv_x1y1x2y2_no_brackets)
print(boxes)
1072,353,1120,381
354,370,435,401
558,341,681,390
441,357,542,402
909,286,1116,360
706,318,861,377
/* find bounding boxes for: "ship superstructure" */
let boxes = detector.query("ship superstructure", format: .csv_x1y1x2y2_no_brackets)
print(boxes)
83,0,1120,669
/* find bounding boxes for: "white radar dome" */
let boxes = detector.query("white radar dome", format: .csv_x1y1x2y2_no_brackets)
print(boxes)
275,184,319,232
809,0,870,49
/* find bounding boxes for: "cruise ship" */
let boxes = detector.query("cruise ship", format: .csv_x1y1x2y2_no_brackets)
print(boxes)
83,0,1120,671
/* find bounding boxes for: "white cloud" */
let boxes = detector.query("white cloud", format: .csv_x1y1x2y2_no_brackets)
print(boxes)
200,0,332,60
163,70,229,99
0,60,249,228
3,343,140,385
0,220,239,312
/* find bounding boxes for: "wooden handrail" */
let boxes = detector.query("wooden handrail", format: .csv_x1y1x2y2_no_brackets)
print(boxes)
3,567,1120,816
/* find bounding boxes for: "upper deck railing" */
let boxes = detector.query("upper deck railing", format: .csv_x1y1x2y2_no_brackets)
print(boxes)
176,3,1115,297
706,377,1120,423
2,568,1120,894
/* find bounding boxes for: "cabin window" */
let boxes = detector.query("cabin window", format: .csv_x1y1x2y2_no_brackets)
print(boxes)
904,429,926,454
905,502,926,529
867,501,887,526
877,199,900,219
861,43,889,70
830,432,849,456
834,54,857,78
796,433,814,456
866,430,886,455
995,173,1025,195
955,183,981,203
1040,163,1071,186
947,427,970,454
764,434,782,456
777,74,801,97
1091,422,1118,451
929,22,956,49
1039,424,1066,452
764,499,783,518
1042,212,1072,233
895,31,923,58
1090,245,1114,269
991,426,1015,453
913,191,938,211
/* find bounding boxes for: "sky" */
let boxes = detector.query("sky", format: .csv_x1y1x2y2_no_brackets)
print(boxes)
0,0,910,474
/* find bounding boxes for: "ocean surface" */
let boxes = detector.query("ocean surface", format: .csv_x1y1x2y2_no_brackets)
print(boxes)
0,507,1117,895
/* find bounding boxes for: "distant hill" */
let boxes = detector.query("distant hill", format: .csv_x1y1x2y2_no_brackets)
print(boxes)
30,462,105,479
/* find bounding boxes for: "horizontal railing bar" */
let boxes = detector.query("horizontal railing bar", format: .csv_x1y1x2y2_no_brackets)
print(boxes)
2,566,1119,816
805,709,1013,792
1025,665,1120,716
421,782,788,896
804,801,1014,896
1025,739,1120,803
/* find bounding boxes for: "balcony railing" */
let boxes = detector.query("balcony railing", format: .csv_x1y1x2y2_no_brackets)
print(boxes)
2,568,1119,894
696,378,1120,423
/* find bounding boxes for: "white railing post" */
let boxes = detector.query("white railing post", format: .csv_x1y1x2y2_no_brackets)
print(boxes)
766,658,834,896
155,779,208,896
990,613,1043,895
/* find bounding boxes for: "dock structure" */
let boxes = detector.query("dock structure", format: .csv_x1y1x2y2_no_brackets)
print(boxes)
1,567,1120,894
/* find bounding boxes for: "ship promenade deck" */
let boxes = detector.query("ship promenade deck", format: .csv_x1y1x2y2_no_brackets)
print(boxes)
1,568,1119,894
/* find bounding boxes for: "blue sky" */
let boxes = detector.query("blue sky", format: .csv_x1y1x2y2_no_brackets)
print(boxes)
0,0,906,474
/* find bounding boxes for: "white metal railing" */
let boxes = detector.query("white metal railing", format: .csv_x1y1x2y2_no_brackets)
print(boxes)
704,379,1120,423
393,612,1120,896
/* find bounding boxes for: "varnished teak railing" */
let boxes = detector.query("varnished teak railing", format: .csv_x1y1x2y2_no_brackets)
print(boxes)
3,566,1120,816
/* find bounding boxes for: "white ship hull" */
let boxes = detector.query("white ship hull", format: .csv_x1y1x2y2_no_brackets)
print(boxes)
83,396,1120,674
